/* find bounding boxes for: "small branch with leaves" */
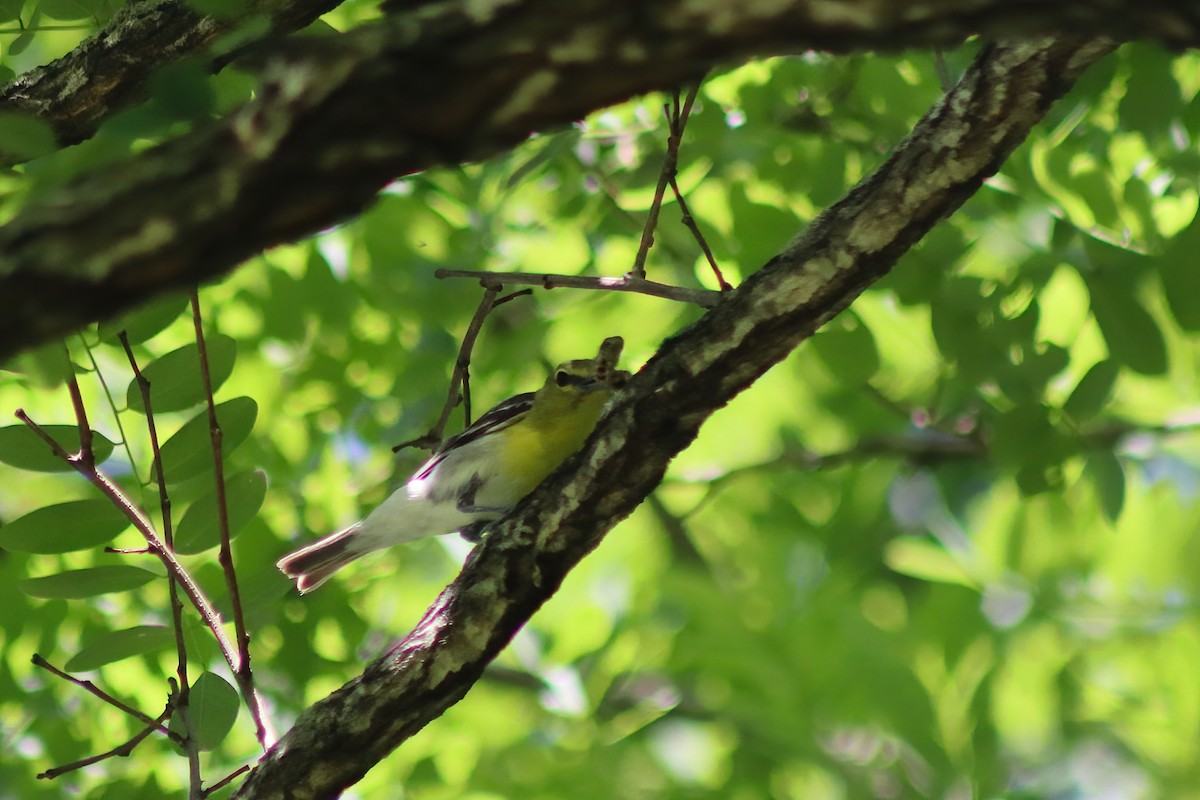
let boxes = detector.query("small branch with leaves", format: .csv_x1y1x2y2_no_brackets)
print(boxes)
16,303,272,792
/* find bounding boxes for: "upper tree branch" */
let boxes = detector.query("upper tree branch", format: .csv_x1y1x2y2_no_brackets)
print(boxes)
0,0,343,164
230,35,1116,800
0,0,1186,364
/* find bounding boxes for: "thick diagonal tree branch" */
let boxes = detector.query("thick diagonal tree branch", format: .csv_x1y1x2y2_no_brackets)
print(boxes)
0,0,1187,364
229,35,1116,800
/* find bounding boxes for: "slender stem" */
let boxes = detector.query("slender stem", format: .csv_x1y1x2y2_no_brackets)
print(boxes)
204,764,252,797
78,333,140,487
37,703,175,780
189,291,271,749
63,356,94,471
120,332,191,694
630,106,680,278
394,286,496,452
435,269,721,308
32,655,176,737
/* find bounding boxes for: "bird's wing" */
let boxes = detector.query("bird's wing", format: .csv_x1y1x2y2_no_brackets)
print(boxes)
411,391,535,482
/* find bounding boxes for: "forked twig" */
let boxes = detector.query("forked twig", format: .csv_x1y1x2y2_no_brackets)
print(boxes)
204,764,252,797
631,85,700,278
31,654,178,740
37,703,174,780
392,287,532,453
667,175,732,291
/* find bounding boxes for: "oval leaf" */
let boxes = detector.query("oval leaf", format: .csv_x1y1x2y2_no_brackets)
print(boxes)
19,565,157,599
180,672,239,751
66,625,174,672
1161,211,1200,332
1087,282,1168,376
1085,450,1126,523
155,397,258,484
1,340,75,388
1063,360,1118,423
0,424,115,472
125,334,237,414
884,537,975,588
98,294,189,345
0,499,129,553
174,471,266,555
811,313,880,384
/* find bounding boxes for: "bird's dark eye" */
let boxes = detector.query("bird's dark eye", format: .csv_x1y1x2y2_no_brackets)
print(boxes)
555,370,570,387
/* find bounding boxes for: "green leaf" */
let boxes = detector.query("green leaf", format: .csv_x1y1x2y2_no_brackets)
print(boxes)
174,672,239,751
1,340,74,388
884,537,975,588
155,397,258,484
1118,46,1185,143
0,499,129,553
811,312,879,384
0,0,25,24
1161,210,1200,332
148,60,216,123
6,29,32,56
36,0,100,19
1085,450,1126,523
0,110,56,159
19,566,157,599
990,405,1057,470
98,294,189,345
174,471,266,555
125,334,237,414
1063,360,1118,423
66,625,174,671
1087,280,1168,376
0,424,115,472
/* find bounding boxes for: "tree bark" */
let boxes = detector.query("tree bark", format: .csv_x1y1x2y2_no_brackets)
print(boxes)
228,34,1116,800
0,0,342,165
0,0,1191,363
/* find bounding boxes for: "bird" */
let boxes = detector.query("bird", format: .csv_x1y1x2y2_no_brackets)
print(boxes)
277,337,629,592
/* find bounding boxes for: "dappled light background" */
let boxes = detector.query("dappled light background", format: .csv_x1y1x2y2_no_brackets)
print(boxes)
3,33,1200,800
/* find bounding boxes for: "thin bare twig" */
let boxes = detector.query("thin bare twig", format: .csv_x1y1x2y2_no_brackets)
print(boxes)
189,291,271,749
393,287,533,453
630,83,713,285
31,654,178,739
667,176,732,291
659,83,730,291
171,676,204,800
204,764,252,797
78,334,139,490
120,333,190,689
435,269,720,308
62,349,94,470
37,702,174,780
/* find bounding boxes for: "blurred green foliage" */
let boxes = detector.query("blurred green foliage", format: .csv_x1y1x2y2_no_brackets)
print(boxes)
1,19,1200,800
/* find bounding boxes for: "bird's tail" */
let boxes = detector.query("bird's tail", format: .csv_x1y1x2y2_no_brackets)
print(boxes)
277,522,366,593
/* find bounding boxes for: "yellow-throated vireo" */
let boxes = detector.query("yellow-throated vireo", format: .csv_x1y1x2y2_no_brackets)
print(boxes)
277,337,629,592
